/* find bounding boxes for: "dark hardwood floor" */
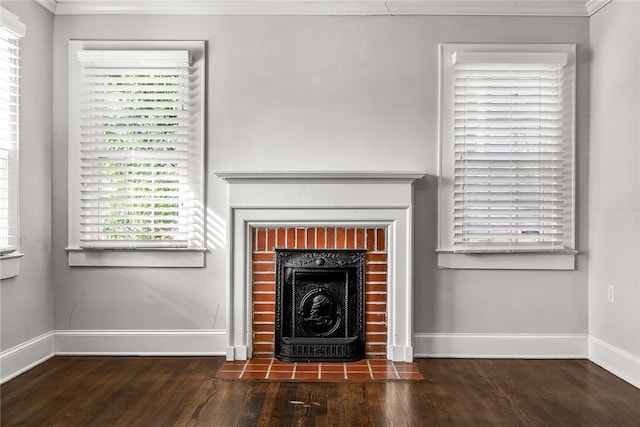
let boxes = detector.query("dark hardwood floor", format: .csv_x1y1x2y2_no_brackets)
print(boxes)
2,356,639,426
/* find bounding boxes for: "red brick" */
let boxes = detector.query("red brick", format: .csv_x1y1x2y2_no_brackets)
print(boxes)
253,302,275,312
253,313,275,323
320,372,346,380
366,293,387,303
253,273,275,283
253,262,274,272
368,360,393,368
376,228,386,251
296,363,319,371
267,229,276,251
336,228,346,249
365,323,387,333
367,354,387,360
253,253,274,262
356,228,365,249
252,293,276,303
252,228,257,250
296,228,305,248
366,273,387,282
253,283,275,293
366,333,387,342
393,363,421,373
268,371,294,379
316,227,326,249
276,228,286,248
320,364,345,373
253,343,274,353
253,332,275,343
252,352,274,359
253,324,275,333
270,364,294,372
346,228,355,249
366,305,387,316
366,253,387,262
286,228,295,248
326,228,336,248
365,343,387,353
345,365,369,373
365,283,387,293
367,264,387,272
256,229,266,251
365,228,376,251
366,313,386,323
306,228,315,248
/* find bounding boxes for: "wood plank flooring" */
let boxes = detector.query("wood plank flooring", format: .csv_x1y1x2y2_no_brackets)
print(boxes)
2,356,639,426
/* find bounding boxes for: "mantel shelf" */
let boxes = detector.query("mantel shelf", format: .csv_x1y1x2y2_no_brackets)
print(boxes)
214,171,426,181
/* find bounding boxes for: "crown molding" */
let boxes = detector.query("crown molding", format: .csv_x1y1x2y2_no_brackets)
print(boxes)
48,0,610,17
35,0,59,14
585,0,612,15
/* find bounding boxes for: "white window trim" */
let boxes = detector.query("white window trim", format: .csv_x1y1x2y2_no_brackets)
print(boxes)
66,247,205,268
0,7,25,279
0,251,23,279
437,43,577,270
0,7,25,38
66,40,207,268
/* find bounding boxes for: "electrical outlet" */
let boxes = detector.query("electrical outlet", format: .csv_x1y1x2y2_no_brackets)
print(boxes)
607,285,615,304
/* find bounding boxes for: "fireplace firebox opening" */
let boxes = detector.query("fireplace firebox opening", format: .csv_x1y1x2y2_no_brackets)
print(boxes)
275,249,366,362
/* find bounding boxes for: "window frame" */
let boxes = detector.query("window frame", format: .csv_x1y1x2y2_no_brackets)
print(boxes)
0,6,25,280
66,40,207,268
436,43,577,270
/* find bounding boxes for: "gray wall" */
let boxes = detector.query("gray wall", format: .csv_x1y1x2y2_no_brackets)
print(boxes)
589,1,640,357
1,1,54,351
52,15,590,336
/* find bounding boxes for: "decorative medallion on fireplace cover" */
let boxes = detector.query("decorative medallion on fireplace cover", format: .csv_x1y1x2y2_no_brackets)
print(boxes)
275,249,366,362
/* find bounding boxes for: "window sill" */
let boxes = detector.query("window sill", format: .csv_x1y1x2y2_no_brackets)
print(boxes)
0,252,24,279
436,250,577,270
66,248,206,268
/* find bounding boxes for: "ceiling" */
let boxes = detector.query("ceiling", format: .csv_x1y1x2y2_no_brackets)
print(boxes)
36,0,611,16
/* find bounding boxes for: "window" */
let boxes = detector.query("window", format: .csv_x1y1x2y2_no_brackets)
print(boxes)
0,7,25,279
68,41,206,267
437,44,576,270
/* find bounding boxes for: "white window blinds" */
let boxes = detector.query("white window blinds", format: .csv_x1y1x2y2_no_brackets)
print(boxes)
451,51,574,253
76,50,199,249
0,9,24,255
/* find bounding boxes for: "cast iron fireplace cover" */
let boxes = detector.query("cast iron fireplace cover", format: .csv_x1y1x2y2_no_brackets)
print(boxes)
274,249,366,362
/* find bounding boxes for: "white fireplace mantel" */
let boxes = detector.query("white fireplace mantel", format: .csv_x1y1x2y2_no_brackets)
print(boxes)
216,170,425,362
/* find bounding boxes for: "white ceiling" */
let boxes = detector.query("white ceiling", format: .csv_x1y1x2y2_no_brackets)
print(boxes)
36,0,611,16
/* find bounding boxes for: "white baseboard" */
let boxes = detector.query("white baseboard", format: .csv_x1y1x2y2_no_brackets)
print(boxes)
12,331,640,390
588,335,640,389
227,346,248,360
1,332,55,384
413,333,588,358
391,345,414,362
54,330,227,356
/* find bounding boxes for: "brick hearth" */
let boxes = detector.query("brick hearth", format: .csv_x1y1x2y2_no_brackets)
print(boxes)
251,226,388,359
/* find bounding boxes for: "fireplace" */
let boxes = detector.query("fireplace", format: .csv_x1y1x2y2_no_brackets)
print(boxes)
275,249,366,362
217,171,423,362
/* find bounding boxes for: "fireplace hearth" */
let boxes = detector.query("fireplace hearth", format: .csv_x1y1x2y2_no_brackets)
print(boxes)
275,249,366,362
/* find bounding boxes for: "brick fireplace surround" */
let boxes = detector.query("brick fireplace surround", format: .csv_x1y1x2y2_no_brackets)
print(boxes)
217,171,424,362
251,226,388,359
